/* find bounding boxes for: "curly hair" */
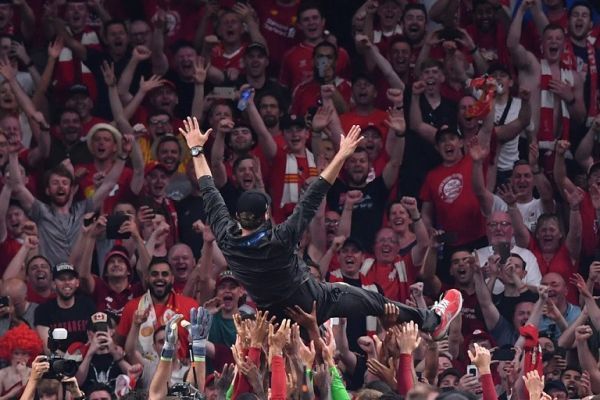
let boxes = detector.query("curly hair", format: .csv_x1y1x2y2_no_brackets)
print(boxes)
0,324,44,364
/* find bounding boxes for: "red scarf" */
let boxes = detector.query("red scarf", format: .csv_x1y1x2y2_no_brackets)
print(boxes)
519,324,544,399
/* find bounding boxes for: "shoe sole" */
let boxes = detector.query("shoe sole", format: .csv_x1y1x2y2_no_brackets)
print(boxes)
432,290,464,341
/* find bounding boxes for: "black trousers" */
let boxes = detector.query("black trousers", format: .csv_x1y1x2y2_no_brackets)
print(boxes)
262,277,440,332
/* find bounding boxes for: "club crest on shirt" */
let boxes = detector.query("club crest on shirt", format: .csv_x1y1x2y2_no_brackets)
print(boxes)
438,173,463,203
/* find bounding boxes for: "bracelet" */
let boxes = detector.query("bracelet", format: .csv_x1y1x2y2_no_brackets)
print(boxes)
469,46,478,55
411,215,422,222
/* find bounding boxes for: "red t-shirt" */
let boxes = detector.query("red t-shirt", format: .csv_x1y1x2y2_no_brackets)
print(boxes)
362,254,418,302
26,283,55,305
116,291,199,359
0,237,21,277
290,78,352,117
76,163,134,214
252,0,300,74
92,276,145,317
528,236,578,304
419,155,486,245
279,42,351,90
210,44,247,74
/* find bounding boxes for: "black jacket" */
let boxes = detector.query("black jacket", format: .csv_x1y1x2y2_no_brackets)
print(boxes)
198,175,331,307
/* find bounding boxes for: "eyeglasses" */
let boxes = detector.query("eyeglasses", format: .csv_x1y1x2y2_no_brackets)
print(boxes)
150,271,171,277
149,119,170,126
325,219,340,226
487,221,511,228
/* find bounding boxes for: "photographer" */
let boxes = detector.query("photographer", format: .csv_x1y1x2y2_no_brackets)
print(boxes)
75,312,134,393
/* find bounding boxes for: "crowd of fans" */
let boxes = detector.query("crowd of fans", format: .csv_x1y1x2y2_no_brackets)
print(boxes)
0,0,600,399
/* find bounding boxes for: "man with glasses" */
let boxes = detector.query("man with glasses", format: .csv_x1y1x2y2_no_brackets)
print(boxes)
475,211,541,295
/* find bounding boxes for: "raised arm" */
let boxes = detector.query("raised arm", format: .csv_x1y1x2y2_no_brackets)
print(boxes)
563,185,583,262
233,3,267,48
574,325,600,394
32,38,63,111
69,214,106,295
499,184,531,247
357,34,405,90
507,1,535,71
575,116,600,172
149,14,169,76
91,156,126,210
429,0,459,25
190,56,208,119
409,81,437,144
0,184,11,243
209,119,232,189
473,256,501,331
529,143,555,213
470,139,494,217
418,239,443,296
7,150,35,212
116,46,150,103
149,314,183,400
246,87,278,160
2,236,36,281
382,106,406,189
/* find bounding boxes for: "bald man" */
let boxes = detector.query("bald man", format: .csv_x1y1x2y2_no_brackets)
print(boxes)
538,272,581,341
0,277,38,334
167,243,196,294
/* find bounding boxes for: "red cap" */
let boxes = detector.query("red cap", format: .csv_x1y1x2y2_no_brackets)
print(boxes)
144,160,169,176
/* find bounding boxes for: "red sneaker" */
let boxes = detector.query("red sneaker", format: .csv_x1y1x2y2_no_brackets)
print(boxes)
431,289,463,340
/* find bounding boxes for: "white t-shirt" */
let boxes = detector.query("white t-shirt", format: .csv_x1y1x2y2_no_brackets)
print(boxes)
494,97,522,172
476,244,542,295
491,195,546,232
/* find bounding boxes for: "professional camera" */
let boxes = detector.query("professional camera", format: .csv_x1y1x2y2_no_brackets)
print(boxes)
43,328,78,379
166,383,205,400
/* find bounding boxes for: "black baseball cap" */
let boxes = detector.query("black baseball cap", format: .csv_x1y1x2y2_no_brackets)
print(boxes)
435,126,463,143
280,114,306,131
68,84,90,97
341,237,365,252
246,42,269,56
236,190,271,218
52,262,79,279
544,381,568,396
487,63,511,77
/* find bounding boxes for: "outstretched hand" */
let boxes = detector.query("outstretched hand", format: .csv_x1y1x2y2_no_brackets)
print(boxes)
179,116,212,149
337,125,364,159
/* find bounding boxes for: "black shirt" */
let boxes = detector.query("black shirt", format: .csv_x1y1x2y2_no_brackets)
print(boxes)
220,180,243,216
34,295,96,350
493,290,539,322
46,138,92,169
327,176,389,251
399,93,456,198
175,193,206,259
82,352,125,393
199,175,329,307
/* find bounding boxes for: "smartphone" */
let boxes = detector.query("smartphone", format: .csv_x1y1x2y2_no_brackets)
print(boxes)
492,347,516,361
436,231,457,245
467,364,478,377
84,211,100,227
212,86,236,100
493,242,511,264
106,213,131,240
0,296,9,308
437,27,463,42
554,347,567,358
237,88,252,111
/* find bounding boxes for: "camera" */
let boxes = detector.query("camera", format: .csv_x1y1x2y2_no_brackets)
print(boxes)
166,383,205,400
43,328,78,379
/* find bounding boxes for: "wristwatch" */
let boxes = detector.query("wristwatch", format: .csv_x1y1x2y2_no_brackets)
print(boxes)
190,145,204,157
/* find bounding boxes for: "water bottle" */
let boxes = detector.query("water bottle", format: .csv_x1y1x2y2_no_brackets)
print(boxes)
237,88,252,111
